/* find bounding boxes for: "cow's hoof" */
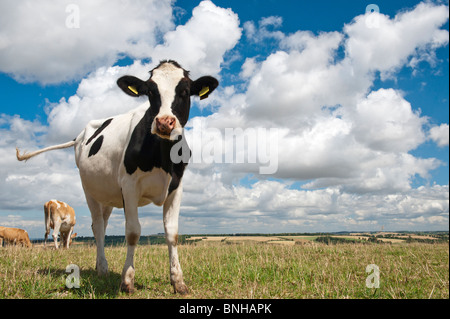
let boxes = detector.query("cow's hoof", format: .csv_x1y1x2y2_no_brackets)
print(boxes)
120,265,135,294
96,260,109,276
96,266,109,277
97,268,109,277
173,282,189,295
120,282,135,294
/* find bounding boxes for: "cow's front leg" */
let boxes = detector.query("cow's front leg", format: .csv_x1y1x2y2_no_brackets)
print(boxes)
163,182,188,295
121,192,140,294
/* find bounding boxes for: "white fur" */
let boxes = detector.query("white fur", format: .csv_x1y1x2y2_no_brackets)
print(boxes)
150,63,185,140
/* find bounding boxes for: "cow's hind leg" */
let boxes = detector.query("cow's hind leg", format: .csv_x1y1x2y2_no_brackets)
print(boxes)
163,183,188,295
85,192,112,276
52,221,61,249
44,229,50,247
120,191,140,294
44,204,50,247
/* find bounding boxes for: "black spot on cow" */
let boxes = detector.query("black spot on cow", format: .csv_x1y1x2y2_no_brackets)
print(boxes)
86,118,113,145
123,108,190,195
88,135,104,157
124,108,173,175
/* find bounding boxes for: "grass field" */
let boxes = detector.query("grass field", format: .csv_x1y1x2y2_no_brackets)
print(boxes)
0,240,448,299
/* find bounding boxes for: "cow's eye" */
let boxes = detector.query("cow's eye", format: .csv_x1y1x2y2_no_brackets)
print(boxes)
182,89,189,97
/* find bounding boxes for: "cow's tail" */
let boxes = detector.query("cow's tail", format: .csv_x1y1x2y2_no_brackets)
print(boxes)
16,140,76,161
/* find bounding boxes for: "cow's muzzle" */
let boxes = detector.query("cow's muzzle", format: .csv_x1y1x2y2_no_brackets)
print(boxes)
155,116,176,137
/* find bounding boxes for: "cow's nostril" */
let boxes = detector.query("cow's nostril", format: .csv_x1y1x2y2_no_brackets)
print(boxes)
155,116,176,135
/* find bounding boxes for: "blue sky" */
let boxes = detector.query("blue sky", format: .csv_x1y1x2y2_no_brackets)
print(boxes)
0,0,448,238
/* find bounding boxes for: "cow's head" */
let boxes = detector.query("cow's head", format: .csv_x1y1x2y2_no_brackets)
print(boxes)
61,232,77,247
117,60,218,140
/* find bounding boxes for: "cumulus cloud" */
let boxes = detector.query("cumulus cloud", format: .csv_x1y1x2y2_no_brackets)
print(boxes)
178,172,449,233
45,61,152,142
429,123,449,147
151,0,242,78
244,16,285,43
349,89,427,152
196,2,448,196
0,0,174,84
344,2,449,79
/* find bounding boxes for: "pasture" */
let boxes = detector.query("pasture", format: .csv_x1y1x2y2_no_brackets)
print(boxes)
0,236,448,299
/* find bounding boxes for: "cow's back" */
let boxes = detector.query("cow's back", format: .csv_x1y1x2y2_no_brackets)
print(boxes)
0,227,31,248
46,200,76,227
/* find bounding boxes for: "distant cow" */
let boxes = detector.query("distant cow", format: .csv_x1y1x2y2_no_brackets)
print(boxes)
0,226,32,248
16,60,218,294
44,200,77,249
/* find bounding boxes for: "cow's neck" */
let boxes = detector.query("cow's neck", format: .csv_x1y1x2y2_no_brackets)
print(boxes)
124,108,177,175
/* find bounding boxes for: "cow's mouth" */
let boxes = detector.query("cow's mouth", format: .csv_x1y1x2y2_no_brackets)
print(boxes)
155,131,172,139
156,124,173,137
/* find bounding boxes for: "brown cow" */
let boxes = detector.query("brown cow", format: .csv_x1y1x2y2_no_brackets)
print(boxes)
44,200,77,249
0,226,32,248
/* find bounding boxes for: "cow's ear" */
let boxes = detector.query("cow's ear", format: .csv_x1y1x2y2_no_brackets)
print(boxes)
117,76,150,97
191,76,219,100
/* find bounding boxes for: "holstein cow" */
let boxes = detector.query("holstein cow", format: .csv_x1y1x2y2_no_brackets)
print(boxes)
0,226,32,248
16,60,218,294
44,200,77,249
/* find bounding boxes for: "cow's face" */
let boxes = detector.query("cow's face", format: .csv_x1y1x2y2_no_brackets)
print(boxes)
117,60,218,140
61,232,77,247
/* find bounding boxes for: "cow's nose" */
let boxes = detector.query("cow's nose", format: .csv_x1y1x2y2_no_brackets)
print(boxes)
155,116,176,135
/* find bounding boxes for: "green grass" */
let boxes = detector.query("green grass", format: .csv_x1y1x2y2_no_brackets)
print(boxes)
0,241,448,299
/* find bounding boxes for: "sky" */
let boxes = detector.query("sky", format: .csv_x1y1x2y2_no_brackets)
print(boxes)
0,0,448,239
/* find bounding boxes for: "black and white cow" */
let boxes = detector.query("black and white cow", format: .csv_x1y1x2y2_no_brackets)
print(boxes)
16,60,218,294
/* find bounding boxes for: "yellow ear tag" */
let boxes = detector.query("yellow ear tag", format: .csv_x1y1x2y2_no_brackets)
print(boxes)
128,86,138,95
199,86,210,99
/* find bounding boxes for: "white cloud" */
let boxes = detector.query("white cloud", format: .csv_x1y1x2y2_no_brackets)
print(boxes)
178,173,448,233
240,57,258,79
429,123,449,147
45,61,151,142
188,2,448,197
242,33,364,129
244,16,285,43
344,2,449,79
0,0,174,84
350,88,427,152
151,0,242,78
